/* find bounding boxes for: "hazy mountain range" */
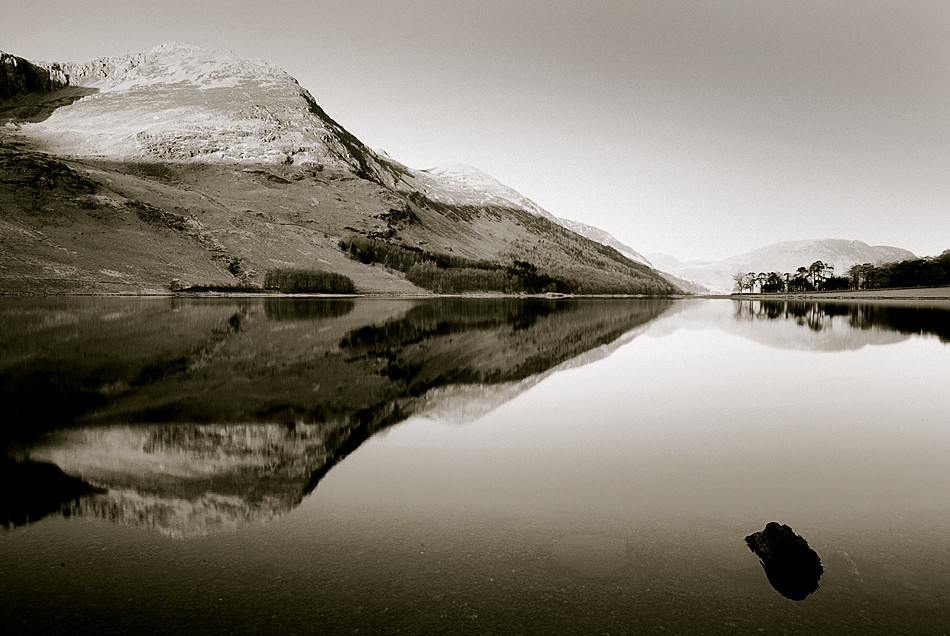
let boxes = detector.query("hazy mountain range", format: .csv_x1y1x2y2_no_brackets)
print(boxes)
652,239,917,293
0,43,674,295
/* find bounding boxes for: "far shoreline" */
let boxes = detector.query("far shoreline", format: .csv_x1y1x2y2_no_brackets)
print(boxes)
709,285,950,302
0,291,684,299
3,286,950,302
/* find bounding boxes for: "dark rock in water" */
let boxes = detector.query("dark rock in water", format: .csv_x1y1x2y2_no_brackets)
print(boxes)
745,521,824,601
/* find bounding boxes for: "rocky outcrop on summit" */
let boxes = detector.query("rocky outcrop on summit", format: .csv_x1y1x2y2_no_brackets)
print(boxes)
0,53,68,102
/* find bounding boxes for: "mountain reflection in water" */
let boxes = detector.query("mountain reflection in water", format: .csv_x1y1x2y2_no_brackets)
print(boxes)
1,297,671,536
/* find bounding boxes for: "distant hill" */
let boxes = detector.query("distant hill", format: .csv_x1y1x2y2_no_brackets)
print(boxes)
658,239,917,293
646,253,711,272
0,43,676,295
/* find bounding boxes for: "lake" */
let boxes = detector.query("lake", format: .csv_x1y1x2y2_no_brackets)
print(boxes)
2,296,949,634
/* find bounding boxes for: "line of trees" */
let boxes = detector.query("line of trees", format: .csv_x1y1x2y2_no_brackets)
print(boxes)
845,251,950,290
338,235,570,294
733,261,844,294
733,250,950,293
263,267,356,294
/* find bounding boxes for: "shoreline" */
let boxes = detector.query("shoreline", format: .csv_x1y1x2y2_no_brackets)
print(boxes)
3,287,950,301
0,291,687,300
709,286,950,302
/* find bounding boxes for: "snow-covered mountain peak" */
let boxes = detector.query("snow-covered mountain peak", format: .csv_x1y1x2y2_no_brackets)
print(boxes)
149,41,207,53
424,162,530,200
416,162,556,220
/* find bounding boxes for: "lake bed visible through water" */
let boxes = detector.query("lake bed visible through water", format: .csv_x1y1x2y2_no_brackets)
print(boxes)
2,297,948,634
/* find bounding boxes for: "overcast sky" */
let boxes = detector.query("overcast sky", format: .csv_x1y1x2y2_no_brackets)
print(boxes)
4,1,948,260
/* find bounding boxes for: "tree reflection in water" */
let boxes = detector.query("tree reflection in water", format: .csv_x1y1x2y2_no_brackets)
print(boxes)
732,299,950,341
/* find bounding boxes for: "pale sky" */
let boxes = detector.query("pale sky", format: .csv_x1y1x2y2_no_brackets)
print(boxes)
3,1,948,261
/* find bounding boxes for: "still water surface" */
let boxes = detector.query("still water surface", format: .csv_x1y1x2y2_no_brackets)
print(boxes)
1,297,949,634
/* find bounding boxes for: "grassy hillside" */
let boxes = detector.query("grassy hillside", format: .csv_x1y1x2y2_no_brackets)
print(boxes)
0,141,677,295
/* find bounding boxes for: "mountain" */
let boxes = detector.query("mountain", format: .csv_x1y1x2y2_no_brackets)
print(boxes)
3,43,394,178
653,270,710,295
0,43,676,295
659,239,917,293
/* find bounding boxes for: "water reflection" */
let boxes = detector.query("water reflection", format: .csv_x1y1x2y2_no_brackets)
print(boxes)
745,522,824,601
0,458,103,528
640,298,950,351
9,424,334,537
263,298,355,321
733,299,950,343
0,297,671,535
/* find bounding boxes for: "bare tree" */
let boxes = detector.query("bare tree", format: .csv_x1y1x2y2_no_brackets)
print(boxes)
733,271,747,294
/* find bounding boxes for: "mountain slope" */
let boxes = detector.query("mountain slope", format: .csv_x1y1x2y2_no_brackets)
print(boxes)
555,217,650,265
0,43,676,295
407,161,655,269
411,162,558,221
661,239,917,293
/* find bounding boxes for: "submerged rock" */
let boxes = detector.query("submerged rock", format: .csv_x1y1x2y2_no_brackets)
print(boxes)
745,521,824,600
